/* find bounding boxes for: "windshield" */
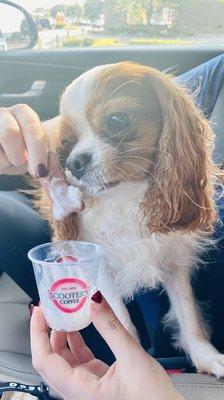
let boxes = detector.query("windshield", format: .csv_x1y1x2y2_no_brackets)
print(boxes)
5,0,224,48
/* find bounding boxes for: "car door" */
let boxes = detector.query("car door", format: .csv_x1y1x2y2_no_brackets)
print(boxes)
1,45,224,119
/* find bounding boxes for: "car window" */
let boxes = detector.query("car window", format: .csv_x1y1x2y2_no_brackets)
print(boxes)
5,0,224,49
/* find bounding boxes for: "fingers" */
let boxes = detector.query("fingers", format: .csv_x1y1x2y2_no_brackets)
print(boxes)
10,104,47,176
67,331,95,364
30,307,98,399
90,294,141,363
30,306,52,361
0,108,28,174
0,146,27,175
0,105,47,177
50,330,78,367
84,359,109,378
0,109,27,166
49,329,100,369
0,149,11,172
1,163,28,176
30,307,74,396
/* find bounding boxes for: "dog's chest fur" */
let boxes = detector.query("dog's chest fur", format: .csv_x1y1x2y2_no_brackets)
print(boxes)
78,181,200,298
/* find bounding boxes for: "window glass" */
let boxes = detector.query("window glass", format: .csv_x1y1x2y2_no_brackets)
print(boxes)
9,0,224,49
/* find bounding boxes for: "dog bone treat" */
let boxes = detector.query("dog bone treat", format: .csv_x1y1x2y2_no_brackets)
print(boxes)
41,151,84,220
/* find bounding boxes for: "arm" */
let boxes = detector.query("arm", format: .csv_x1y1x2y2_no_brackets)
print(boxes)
176,54,224,117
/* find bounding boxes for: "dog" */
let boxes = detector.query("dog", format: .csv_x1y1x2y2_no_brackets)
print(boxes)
37,61,224,377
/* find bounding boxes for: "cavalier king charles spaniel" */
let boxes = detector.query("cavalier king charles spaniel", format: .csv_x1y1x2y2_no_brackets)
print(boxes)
37,62,224,377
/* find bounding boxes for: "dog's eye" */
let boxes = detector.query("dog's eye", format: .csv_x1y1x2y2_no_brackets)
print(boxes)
107,112,131,133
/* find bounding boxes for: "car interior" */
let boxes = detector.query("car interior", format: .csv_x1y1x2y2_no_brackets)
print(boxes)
0,1,224,399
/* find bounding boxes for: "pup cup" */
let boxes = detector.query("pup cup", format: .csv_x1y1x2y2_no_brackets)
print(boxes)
28,241,104,332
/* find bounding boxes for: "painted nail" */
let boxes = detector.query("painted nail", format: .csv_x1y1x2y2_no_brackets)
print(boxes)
91,291,102,304
35,163,47,178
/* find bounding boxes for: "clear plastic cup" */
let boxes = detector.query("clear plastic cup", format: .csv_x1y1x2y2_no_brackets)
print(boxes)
28,241,104,332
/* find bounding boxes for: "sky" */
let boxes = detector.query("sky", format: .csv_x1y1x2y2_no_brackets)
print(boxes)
0,3,24,33
13,0,85,12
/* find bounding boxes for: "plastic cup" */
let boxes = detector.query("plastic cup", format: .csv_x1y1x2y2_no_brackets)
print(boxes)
28,241,104,332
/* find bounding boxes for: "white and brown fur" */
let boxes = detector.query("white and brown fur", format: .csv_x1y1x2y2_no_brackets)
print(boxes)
37,62,224,377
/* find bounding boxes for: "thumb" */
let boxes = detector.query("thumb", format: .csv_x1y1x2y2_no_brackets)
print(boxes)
90,292,140,362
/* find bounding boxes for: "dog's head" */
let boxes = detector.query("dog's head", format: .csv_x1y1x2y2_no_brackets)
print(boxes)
56,62,216,233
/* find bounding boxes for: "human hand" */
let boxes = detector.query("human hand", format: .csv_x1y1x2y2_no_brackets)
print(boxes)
31,293,184,400
0,104,47,176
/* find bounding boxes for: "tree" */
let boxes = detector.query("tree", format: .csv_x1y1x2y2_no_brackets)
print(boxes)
116,0,150,14
105,0,162,26
103,0,127,31
84,0,103,23
66,4,83,22
50,4,67,18
34,7,49,16
111,0,192,26
103,0,191,31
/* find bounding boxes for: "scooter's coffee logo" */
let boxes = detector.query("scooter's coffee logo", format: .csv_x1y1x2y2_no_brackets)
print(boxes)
49,278,90,313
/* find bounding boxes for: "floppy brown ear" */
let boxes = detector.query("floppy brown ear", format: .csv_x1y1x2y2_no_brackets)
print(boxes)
141,71,217,233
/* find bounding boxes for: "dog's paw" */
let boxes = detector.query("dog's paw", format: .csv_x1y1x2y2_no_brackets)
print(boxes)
196,353,224,378
190,342,224,378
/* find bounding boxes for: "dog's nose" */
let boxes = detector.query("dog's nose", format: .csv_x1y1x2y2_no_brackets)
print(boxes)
66,153,92,179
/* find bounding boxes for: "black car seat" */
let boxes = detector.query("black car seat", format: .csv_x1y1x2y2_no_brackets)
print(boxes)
0,83,224,400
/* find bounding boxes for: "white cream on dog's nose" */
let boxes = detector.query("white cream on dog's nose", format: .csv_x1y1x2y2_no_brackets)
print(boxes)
40,151,84,220
49,176,83,220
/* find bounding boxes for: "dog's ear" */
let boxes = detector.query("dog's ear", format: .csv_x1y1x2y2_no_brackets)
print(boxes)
141,71,217,233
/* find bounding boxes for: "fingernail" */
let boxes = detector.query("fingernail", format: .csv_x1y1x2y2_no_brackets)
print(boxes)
35,163,47,178
91,291,102,304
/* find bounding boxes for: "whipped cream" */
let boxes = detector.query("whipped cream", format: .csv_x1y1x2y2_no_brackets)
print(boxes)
40,151,84,220
49,177,83,220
